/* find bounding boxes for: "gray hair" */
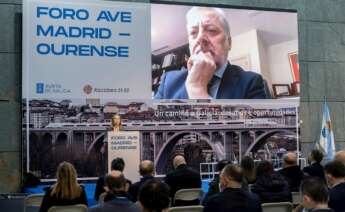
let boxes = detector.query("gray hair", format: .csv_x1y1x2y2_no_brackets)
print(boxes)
186,7,231,38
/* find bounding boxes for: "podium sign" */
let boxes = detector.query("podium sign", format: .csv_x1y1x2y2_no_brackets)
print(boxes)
108,131,140,182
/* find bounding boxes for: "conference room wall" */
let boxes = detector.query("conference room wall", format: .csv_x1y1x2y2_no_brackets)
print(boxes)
1,0,345,192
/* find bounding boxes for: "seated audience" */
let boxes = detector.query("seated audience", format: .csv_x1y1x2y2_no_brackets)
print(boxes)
251,160,291,203
324,160,345,212
94,157,131,201
240,156,257,188
334,150,345,166
203,159,230,205
138,179,170,212
294,177,334,212
89,171,140,212
303,149,326,181
129,160,155,202
203,164,262,212
278,152,304,191
39,162,87,212
165,155,201,206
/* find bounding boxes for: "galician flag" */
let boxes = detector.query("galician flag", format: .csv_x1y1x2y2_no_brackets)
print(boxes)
317,98,335,161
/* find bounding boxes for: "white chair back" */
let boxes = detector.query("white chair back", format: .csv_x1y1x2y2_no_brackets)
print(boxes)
167,205,203,212
173,188,203,205
47,204,87,212
262,202,293,212
292,192,301,205
25,194,44,207
98,192,107,204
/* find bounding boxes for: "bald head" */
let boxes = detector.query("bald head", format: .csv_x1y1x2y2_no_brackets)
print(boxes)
283,152,297,167
335,151,345,166
139,160,154,176
173,155,186,169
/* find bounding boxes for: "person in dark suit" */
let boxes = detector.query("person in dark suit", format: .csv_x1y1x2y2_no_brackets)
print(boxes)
128,160,155,202
324,160,345,212
278,152,304,192
138,179,170,212
251,160,291,203
165,155,201,206
303,149,326,182
203,164,262,212
202,160,231,205
154,7,268,100
294,177,334,212
94,157,132,201
90,171,140,212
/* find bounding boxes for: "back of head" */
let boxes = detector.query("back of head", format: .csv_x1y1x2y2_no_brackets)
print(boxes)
324,160,345,178
283,152,297,167
240,156,255,171
139,160,154,176
139,179,170,212
173,155,186,169
106,170,126,192
256,160,274,177
335,151,345,166
52,161,81,199
240,156,256,181
111,157,125,171
301,177,329,204
222,164,243,184
217,160,231,172
311,149,324,163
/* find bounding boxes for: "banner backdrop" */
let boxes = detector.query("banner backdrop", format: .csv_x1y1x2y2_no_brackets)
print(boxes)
23,0,151,100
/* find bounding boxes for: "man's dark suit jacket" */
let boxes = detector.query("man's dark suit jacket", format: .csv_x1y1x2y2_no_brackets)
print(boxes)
279,165,304,192
154,63,268,99
128,175,154,202
302,162,326,182
203,187,262,212
329,182,345,212
165,164,201,206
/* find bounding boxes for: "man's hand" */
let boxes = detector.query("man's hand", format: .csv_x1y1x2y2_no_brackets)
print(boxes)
185,51,216,99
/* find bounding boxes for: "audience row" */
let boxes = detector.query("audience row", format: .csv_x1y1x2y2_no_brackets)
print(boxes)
37,150,345,212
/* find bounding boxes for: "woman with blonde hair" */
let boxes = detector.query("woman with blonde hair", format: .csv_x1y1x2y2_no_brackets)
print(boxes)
39,162,87,212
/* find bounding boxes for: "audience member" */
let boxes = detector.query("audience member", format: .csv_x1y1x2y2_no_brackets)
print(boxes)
165,155,201,206
251,160,291,203
324,160,345,212
279,152,304,191
202,160,230,204
89,171,140,212
294,177,333,212
129,160,155,202
39,162,87,212
334,151,345,166
303,149,326,181
203,164,262,212
94,157,131,201
138,179,170,212
240,156,256,184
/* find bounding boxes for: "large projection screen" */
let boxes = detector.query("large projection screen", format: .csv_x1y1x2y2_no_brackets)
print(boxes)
22,0,299,180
